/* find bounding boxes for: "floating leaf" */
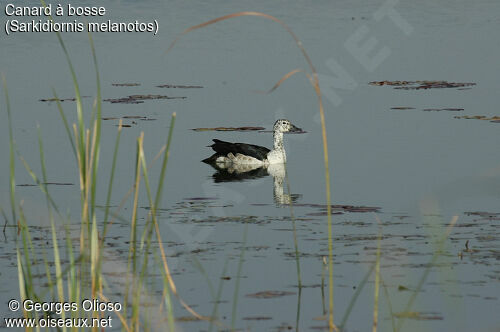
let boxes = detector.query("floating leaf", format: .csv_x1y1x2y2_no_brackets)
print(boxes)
112,83,141,87
39,96,90,102
390,107,415,110
393,311,443,320
422,108,464,112
370,80,475,90
103,116,156,121
157,84,203,88
246,290,295,298
104,94,186,104
464,211,499,218
17,182,73,187
295,203,380,213
176,316,206,322
191,126,265,132
454,115,500,122
242,316,272,320
183,197,218,201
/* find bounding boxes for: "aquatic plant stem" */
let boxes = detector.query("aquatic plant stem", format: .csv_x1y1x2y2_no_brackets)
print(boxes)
380,276,396,332
231,223,248,329
209,257,230,332
283,166,303,330
339,262,376,329
373,217,382,332
396,216,459,332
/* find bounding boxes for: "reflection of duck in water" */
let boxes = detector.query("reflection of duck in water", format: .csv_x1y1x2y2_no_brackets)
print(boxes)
202,119,302,166
267,163,301,205
204,161,301,205
202,119,302,205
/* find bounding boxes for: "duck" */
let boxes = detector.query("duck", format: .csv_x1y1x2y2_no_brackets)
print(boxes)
202,119,302,166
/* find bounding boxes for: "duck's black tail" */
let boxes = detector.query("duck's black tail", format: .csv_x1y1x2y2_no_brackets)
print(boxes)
202,153,219,164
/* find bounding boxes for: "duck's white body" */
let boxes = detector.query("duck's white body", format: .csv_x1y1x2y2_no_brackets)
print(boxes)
216,153,267,165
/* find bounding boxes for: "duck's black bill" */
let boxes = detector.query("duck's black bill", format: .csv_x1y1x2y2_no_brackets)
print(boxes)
289,124,304,133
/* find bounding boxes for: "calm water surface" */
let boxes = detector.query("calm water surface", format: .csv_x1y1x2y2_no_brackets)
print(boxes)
1,0,499,331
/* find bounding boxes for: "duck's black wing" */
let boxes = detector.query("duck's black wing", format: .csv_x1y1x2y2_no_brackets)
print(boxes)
202,139,270,163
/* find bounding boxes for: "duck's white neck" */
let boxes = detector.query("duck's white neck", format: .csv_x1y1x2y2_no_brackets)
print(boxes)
273,131,284,151
267,130,286,164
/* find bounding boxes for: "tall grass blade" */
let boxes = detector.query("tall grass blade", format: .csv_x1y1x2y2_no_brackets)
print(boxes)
2,74,16,227
154,113,176,210
191,258,216,299
102,120,123,236
296,286,302,331
87,32,102,221
50,214,66,329
90,216,99,297
18,204,34,298
125,133,143,328
52,89,76,158
256,68,307,94
17,153,61,216
17,248,27,316
40,0,85,170
37,124,65,326
137,133,176,330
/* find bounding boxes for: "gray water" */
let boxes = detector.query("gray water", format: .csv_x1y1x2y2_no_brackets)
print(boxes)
1,0,499,331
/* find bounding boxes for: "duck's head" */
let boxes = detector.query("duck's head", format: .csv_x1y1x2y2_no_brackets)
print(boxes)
273,119,302,133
